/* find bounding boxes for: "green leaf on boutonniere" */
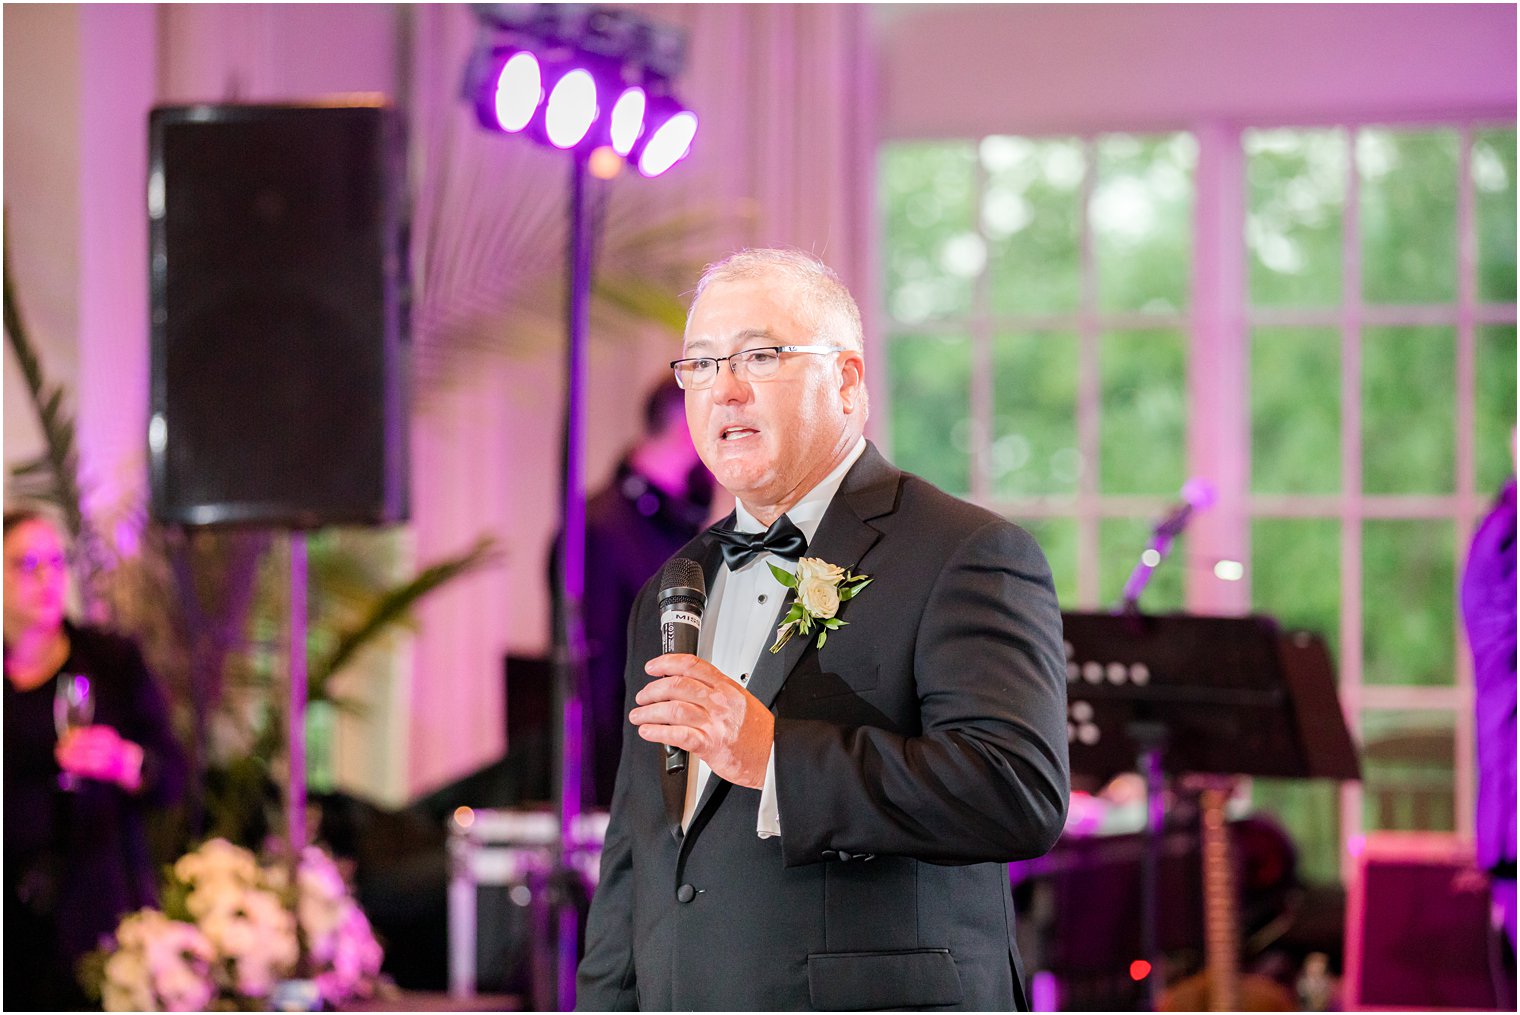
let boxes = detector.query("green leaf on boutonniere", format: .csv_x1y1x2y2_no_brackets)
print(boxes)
768,562,798,588
837,576,872,601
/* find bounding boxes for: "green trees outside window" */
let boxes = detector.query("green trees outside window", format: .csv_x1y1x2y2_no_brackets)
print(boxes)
881,121,1516,887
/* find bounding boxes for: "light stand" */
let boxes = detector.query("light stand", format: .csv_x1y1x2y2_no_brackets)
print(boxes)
546,153,595,1012
288,533,309,862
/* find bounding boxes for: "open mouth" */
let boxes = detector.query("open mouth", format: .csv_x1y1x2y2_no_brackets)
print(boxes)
719,425,758,442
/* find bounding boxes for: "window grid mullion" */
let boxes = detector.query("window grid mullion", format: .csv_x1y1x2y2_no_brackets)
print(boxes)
1339,126,1366,883
970,154,994,505
1077,134,1103,607
1453,125,1479,843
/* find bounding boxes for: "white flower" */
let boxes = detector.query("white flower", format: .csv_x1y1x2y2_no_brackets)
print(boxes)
102,910,214,1012
94,840,384,1010
794,556,845,584
768,557,872,653
104,947,154,1010
174,838,259,889
797,575,841,619
297,846,350,949
315,902,385,1003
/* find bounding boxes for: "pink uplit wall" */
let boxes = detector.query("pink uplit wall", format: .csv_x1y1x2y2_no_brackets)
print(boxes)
878,4,1516,138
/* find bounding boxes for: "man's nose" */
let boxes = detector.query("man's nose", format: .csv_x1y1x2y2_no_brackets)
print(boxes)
708,358,750,401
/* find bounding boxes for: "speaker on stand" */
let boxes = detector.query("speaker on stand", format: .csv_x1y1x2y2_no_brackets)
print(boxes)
147,101,410,856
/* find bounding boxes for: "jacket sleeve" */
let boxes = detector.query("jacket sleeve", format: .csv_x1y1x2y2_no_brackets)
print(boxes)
772,517,1069,866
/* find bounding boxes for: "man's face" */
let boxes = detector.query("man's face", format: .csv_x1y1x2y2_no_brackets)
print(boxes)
682,276,865,521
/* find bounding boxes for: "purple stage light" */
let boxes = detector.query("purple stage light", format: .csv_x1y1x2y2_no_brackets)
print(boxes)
609,87,646,156
545,67,599,149
637,107,697,178
493,51,541,132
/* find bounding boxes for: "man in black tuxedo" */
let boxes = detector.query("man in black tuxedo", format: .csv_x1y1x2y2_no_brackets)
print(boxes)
576,248,1069,1011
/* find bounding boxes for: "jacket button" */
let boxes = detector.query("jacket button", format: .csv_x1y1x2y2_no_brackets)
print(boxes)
676,883,696,903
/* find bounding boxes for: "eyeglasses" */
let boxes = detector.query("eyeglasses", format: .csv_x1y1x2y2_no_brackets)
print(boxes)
669,345,840,391
6,551,69,577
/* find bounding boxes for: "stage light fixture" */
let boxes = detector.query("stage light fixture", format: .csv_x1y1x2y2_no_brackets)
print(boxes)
608,86,646,156
491,50,541,132
463,5,696,175
632,98,697,178
545,66,599,148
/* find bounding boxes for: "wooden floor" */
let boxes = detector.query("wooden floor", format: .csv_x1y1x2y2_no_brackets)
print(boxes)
341,989,522,1011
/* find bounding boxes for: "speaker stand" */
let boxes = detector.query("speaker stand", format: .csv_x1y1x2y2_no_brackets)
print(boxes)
287,531,309,861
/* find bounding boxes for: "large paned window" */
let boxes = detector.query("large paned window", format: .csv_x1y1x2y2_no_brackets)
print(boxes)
879,122,1516,884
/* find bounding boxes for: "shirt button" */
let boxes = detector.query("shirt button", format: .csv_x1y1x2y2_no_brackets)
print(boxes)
758,593,768,604
739,673,749,684
676,883,696,903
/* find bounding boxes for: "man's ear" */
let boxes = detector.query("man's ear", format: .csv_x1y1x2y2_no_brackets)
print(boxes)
839,351,867,415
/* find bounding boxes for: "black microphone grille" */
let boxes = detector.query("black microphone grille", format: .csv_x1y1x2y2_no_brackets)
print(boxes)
658,557,706,608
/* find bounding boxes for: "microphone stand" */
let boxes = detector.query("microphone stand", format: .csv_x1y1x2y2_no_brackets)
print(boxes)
1113,490,1207,1007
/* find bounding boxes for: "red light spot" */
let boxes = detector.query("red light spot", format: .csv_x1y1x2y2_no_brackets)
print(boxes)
1129,959,1152,981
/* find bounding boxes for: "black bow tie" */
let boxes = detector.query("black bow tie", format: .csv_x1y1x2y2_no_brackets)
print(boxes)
713,514,808,570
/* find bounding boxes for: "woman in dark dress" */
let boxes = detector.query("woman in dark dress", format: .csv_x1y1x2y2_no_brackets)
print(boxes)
3,509,188,1009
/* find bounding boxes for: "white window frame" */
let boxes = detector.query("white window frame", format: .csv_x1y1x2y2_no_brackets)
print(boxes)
879,116,1516,884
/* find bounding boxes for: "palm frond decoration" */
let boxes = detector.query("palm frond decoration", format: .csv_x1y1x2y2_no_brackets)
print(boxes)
3,219,115,616
308,534,503,700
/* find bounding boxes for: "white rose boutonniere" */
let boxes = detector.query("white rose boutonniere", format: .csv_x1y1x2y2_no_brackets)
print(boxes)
767,557,872,653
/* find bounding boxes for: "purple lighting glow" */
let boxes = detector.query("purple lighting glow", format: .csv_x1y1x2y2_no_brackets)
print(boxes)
609,87,646,156
546,68,599,149
465,10,695,177
493,52,541,132
638,109,697,178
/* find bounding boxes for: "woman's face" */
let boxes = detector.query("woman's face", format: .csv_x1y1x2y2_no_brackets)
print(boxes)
3,518,70,638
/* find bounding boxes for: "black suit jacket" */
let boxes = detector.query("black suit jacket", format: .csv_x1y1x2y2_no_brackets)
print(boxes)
577,442,1069,1011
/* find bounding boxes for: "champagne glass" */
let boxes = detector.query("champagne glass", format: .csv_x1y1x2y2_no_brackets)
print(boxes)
53,673,94,790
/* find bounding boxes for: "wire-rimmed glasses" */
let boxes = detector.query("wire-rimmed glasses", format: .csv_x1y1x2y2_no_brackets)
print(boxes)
670,345,840,390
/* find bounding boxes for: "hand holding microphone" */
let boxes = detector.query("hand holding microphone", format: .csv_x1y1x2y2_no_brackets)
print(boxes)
631,557,774,790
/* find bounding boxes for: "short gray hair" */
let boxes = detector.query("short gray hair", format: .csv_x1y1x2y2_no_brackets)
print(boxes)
688,248,864,353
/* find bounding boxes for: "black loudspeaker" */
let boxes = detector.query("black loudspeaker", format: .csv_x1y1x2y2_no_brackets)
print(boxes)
148,103,409,527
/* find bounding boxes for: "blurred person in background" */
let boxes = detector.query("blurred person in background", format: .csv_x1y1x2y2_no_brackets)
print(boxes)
1461,456,1516,1000
3,507,188,1010
553,378,716,807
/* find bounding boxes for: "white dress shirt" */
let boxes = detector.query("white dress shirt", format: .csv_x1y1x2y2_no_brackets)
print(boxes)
682,437,868,835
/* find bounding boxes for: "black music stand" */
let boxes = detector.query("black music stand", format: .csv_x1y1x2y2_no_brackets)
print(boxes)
1060,611,1360,1007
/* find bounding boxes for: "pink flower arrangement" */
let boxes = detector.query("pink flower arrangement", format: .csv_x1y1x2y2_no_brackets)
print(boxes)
87,838,385,1010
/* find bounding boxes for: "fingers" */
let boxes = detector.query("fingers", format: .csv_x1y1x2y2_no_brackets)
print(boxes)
55,725,142,789
634,673,716,708
635,722,706,754
641,653,722,684
629,693,710,731
629,653,772,789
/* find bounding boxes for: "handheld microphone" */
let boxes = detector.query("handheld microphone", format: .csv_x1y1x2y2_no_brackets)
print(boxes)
656,558,706,775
